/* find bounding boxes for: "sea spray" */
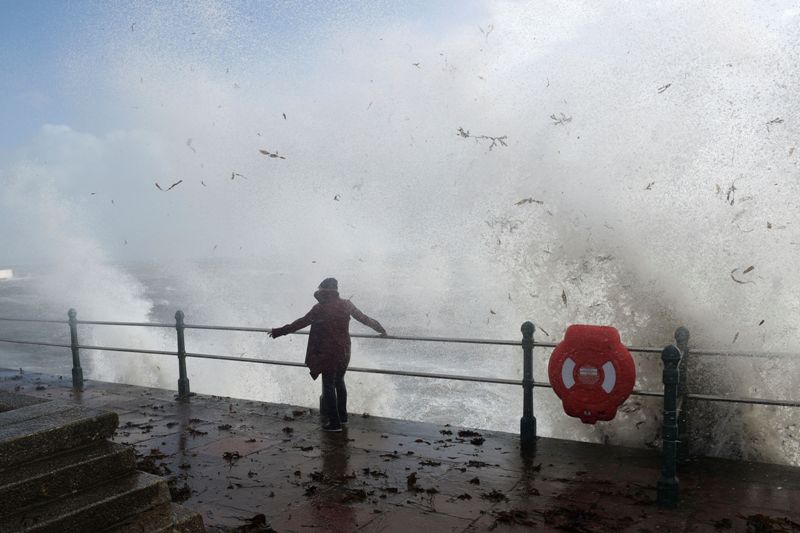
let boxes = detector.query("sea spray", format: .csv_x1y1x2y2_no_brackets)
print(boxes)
0,1,798,465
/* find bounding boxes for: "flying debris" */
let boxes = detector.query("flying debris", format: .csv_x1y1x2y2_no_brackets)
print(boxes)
725,183,737,205
730,268,755,285
550,113,572,125
155,180,183,191
657,83,672,94
515,197,544,206
765,117,784,132
456,127,508,150
231,172,247,180
561,289,567,306
259,149,286,159
742,265,755,274
186,138,196,153
732,332,740,344
758,319,765,326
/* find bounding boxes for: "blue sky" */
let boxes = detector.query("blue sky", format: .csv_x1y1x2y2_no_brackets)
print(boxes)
1,1,75,144
0,0,484,147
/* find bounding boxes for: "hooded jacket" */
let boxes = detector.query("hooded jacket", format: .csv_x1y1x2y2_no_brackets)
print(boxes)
270,288,386,379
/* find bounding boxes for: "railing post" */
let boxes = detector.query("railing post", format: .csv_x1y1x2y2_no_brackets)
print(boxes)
675,327,691,463
657,344,682,508
175,310,190,401
520,321,536,453
68,308,84,391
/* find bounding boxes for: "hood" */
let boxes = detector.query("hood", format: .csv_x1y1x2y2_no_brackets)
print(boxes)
314,288,339,303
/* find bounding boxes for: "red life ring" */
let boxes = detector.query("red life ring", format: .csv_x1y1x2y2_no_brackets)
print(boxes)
548,324,635,424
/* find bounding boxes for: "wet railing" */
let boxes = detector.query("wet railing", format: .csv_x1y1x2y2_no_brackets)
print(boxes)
1,310,799,509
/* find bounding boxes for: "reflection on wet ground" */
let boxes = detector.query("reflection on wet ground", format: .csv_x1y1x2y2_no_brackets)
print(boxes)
2,367,800,532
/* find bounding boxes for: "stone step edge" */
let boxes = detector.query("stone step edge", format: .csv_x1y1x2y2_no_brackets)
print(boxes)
0,410,119,469
0,441,136,515
0,471,169,533
104,502,205,533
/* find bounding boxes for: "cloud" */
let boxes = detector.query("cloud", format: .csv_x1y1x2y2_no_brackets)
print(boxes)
4,1,799,344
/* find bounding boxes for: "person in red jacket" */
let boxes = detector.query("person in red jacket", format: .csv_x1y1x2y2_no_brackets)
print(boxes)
269,278,387,432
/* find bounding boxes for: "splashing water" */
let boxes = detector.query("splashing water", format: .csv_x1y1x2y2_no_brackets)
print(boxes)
0,1,798,465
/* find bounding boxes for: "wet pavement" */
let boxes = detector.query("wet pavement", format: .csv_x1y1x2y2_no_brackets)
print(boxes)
2,367,800,532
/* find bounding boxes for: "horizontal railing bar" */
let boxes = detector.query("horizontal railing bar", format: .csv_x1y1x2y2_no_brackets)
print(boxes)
687,393,800,408
186,352,306,367
686,348,798,359
184,324,270,333
0,317,67,324
77,345,178,356
184,325,523,346
184,351,520,385
317,331,521,346
184,351,668,392
631,389,663,398
76,320,174,328
0,338,71,348
350,366,520,385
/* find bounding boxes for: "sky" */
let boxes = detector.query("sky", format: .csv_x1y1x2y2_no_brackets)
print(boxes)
0,0,798,351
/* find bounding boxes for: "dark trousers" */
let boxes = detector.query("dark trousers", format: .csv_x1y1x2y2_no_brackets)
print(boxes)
321,370,347,427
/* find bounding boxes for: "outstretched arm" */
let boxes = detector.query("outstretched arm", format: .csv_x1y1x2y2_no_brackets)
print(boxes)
269,307,316,338
350,302,387,336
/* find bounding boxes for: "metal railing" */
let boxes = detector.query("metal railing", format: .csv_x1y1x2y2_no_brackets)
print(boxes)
1,310,799,509
1,312,796,405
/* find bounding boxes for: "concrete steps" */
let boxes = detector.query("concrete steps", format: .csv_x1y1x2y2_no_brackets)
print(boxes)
0,441,136,511
0,403,118,468
0,393,204,532
105,502,206,533
0,472,169,533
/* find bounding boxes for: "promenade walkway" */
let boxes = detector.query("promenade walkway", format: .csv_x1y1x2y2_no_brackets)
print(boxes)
2,367,799,532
